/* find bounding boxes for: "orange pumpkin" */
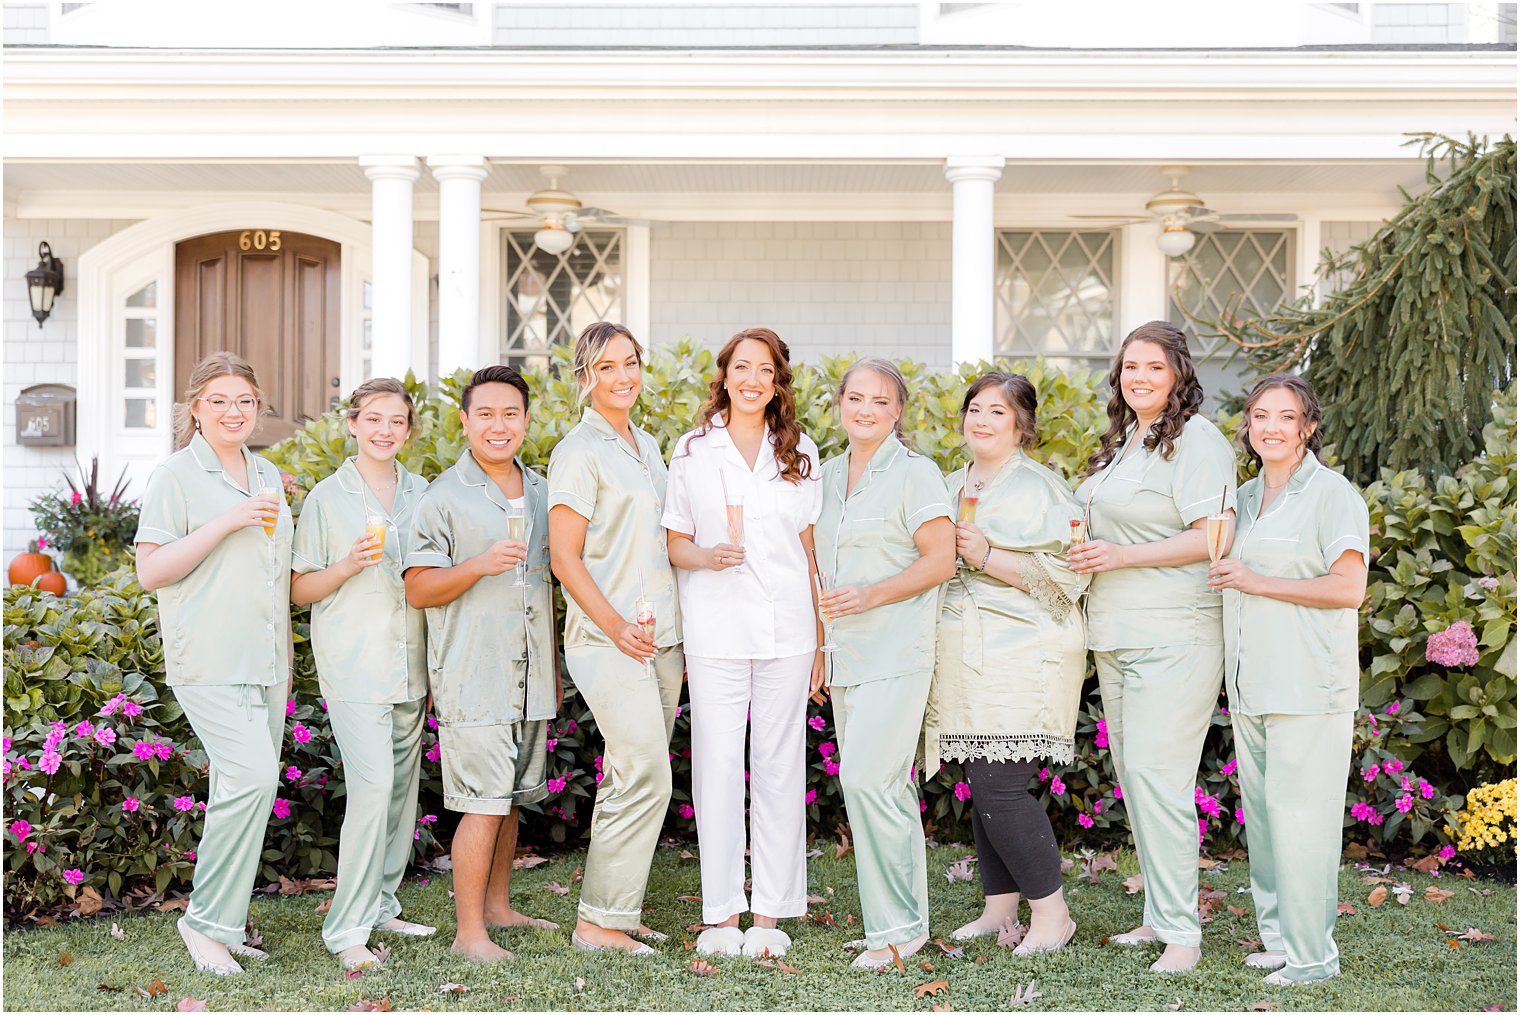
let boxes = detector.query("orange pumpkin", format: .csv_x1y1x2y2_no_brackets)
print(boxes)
8,551,54,587
33,571,67,596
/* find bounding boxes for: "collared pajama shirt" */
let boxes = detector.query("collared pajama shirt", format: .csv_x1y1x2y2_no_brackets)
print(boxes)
813,434,953,686
1076,414,1238,650
291,457,429,704
1223,455,1370,716
135,432,292,687
547,406,681,648
662,416,822,660
404,451,557,724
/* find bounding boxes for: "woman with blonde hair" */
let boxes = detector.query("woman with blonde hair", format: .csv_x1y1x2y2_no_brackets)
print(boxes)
664,327,823,959
136,351,292,976
291,378,434,970
548,322,683,955
814,357,956,969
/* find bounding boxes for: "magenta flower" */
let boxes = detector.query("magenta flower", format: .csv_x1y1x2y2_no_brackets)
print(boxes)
99,694,123,716
418,814,437,825
1361,765,1379,782
26,841,41,854
805,789,817,805
594,771,605,785
1077,813,1094,829
285,700,296,716
823,758,840,777
153,741,173,761
1094,718,1109,749
567,719,578,734
42,730,64,752
808,715,826,732
1439,844,1456,860
14,757,29,771
1425,620,1480,667
678,803,695,820
271,798,291,819
2,760,10,778
1093,799,1104,814
62,868,84,885
1395,793,1414,813
818,741,837,758
73,721,94,739
2,736,10,752
920,799,928,812
1368,811,1384,826
1419,780,1434,800
1196,818,1207,844
284,766,302,782
1221,759,1237,777
953,782,972,802
132,742,154,761
39,751,61,775
1384,702,1400,715
10,819,32,840
1350,801,1375,822
1383,758,1403,775
1038,767,1050,782
122,797,140,813
675,706,683,719
1113,784,1123,799
1234,807,1245,825
71,490,82,506
424,743,440,763
1400,775,1413,791
291,722,312,744
1050,776,1066,796
546,738,558,752
547,776,567,794
122,701,142,718
174,796,195,812
94,727,117,747
185,850,196,860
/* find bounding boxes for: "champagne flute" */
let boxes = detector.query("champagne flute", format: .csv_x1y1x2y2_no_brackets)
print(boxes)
505,507,529,588
720,470,747,575
958,485,979,524
364,513,387,591
813,568,838,653
634,595,656,676
255,475,279,539
1205,512,1231,594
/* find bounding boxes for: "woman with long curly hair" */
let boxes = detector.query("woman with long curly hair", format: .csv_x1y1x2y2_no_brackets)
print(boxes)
663,327,824,959
1069,321,1237,974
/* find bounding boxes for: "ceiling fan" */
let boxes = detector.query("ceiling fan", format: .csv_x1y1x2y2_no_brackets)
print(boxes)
1071,166,1298,256
481,165,633,254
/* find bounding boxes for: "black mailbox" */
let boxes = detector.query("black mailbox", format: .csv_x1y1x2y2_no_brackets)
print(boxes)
16,384,77,447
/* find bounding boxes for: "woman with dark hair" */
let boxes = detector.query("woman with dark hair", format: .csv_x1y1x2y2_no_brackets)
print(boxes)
548,322,683,955
1070,321,1237,974
814,357,956,969
135,351,291,975
663,327,823,959
291,378,434,969
1208,374,1367,986
924,371,1087,954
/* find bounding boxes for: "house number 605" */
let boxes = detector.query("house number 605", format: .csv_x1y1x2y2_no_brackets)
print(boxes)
239,230,282,251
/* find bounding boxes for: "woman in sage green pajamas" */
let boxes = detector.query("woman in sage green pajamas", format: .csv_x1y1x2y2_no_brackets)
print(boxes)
290,379,433,970
814,357,956,970
1208,374,1369,987
1070,322,1236,974
548,322,683,956
136,352,292,977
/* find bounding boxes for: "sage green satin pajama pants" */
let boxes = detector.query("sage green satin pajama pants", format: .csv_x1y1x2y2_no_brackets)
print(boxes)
1233,711,1353,982
173,682,286,947
321,697,425,954
1094,644,1223,948
566,644,684,930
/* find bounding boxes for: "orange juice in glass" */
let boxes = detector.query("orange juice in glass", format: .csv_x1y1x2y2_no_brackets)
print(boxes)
365,514,387,560
256,478,279,538
958,493,979,524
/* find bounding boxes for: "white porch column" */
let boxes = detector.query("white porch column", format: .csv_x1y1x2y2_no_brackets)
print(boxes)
944,156,1005,366
428,154,489,375
359,155,419,380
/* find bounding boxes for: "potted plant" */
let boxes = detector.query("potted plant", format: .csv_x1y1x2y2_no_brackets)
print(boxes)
28,457,140,587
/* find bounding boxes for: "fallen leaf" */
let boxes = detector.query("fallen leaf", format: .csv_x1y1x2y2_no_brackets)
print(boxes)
573,976,585,993
1122,872,1145,895
1362,875,1393,885
427,853,454,872
512,854,549,870
571,865,583,883
1235,937,1263,951
995,921,1028,949
76,886,104,917
1483,1005,1506,1011
1080,850,1118,884
688,959,720,977
157,898,189,913
675,893,702,902
1425,887,1455,905
1010,980,1043,1007
932,938,965,959
110,922,125,940
1447,939,1462,949
1411,854,1443,873
1198,857,1222,870
315,899,333,915
913,979,950,998
806,894,827,905
97,984,124,993
145,979,168,998
973,954,988,964
945,857,976,883
1227,904,1249,919
373,943,392,965
58,951,73,966
1368,885,1388,908
1456,928,1496,943
176,1000,207,1012
1059,856,1076,872
345,969,365,981
1435,922,1454,932
804,847,824,859
1336,902,1357,916
753,958,801,974
1392,883,1414,906
888,942,906,974
1468,886,1494,897
1217,847,1248,861
542,882,571,896
438,983,470,994
243,925,264,950
835,842,854,860
348,1000,393,1012
678,849,696,860
1459,868,1476,880
1164,999,1183,1012
918,960,935,972
1342,842,1369,859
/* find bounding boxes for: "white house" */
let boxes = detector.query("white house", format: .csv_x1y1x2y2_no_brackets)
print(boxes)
3,1,1515,559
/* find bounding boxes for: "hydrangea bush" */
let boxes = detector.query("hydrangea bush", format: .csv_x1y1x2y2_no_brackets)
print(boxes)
4,346,1513,912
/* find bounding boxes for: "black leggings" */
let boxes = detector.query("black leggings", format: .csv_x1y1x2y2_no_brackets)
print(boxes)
965,757,1063,901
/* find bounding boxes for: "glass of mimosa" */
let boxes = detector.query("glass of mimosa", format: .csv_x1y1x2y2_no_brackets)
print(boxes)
958,489,979,524
256,476,279,539
1205,512,1231,594
814,569,838,653
365,513,387,590
505,507,529,587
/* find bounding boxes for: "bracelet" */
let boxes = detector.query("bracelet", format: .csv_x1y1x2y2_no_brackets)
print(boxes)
978,547,993,571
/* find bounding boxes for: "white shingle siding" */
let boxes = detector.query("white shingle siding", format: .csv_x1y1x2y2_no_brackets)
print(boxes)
1317,220,1384,301
649,221,950,368
2,3,49,45
492,3,918,47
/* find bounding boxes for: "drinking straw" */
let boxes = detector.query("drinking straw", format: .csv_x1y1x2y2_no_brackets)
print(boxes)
718,467,731,506
1219,485,1227,515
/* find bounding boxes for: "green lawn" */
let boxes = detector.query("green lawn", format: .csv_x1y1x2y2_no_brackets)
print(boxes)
2,846,1514,1012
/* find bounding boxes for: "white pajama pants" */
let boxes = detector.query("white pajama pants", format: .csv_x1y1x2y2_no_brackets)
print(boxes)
686,652,814,926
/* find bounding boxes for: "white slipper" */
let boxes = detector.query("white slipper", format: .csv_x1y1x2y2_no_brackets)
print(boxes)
1245,950,1288,970
950,922,1001,942
338,945,380,972
1012,919,1077,957
1263,970,1306,987
177,919,242,976
741,926,791,958
227,942,269,961
1110,927,1159,946
695,926,745,957
631,927,668,943
571,931,655,956
377,918,437,938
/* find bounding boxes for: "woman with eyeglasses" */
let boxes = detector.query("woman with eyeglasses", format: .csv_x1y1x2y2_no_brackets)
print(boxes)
136,351,293,976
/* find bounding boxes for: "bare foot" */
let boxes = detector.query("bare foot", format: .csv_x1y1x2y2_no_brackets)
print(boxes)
337,945,379,971
485,907,559,931
451,936,513,962
573,922,650,953
852,931,929,968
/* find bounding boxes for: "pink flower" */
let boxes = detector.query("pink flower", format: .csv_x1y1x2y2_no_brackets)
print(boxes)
1425,620,1480,667
418,814,437,825
919,799,927,812
122,797,140,812
1038,767,1050,782
2,760,11,779
426,715,439,731
62,868,84,885
424,743,440,764
285,766,302,781
823,758,840,777
593,755,603,770
1113,784,1123,799
1350,801,1375,822
10,819,32,840
1400,775,1413,791
26,842,41,854
1221,759,1237,778
291,722,312,744
677,803,695,820
122,701,142,718
1234,807,1245,825
1368,811,1384,826
153,741,173,761
1197,818,1207,844
1395,793,1414,813
1197,793,1222,818
1383,758,1403,775
39,751,61,775
71,490,83,506
1419,780,1434,800
567,720,578,734
953,782,972,802
675,706,683,719
1049,776,1066,797
174,796,195,812
285,700,296,716
2,736,10,752
185,850,196,861
808,715,826,732
73,721,94,739
1439,845,1456,860
1479,576,1499,590
14,757,29,771
1077,813,1094,829
547,776,567,794
93,727,117,747
1093,799,1104,814
805,789,817,805
132,741,154,761
594,771,605,785
818,741,837,758
1384,702,1400,715
546,738,558,752
271,798,291,820
1361,765,1380,782
35,536,47,549
98,697,120,717
1094,718,1108,749
42,730,64,752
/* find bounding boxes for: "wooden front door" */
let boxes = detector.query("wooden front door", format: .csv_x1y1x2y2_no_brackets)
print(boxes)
175,229,342,447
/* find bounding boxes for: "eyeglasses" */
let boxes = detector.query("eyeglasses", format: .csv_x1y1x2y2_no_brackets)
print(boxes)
198,396,259,415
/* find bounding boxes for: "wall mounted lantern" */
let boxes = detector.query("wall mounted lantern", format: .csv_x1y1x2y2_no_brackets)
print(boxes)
25,241,65,328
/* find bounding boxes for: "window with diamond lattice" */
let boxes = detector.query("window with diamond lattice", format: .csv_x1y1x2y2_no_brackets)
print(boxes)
501,230,624,371
1168,230,1293,403
995,230,1117,369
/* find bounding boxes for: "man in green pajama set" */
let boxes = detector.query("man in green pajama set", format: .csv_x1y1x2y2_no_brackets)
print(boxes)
405,367,560,963
135,432,293,968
